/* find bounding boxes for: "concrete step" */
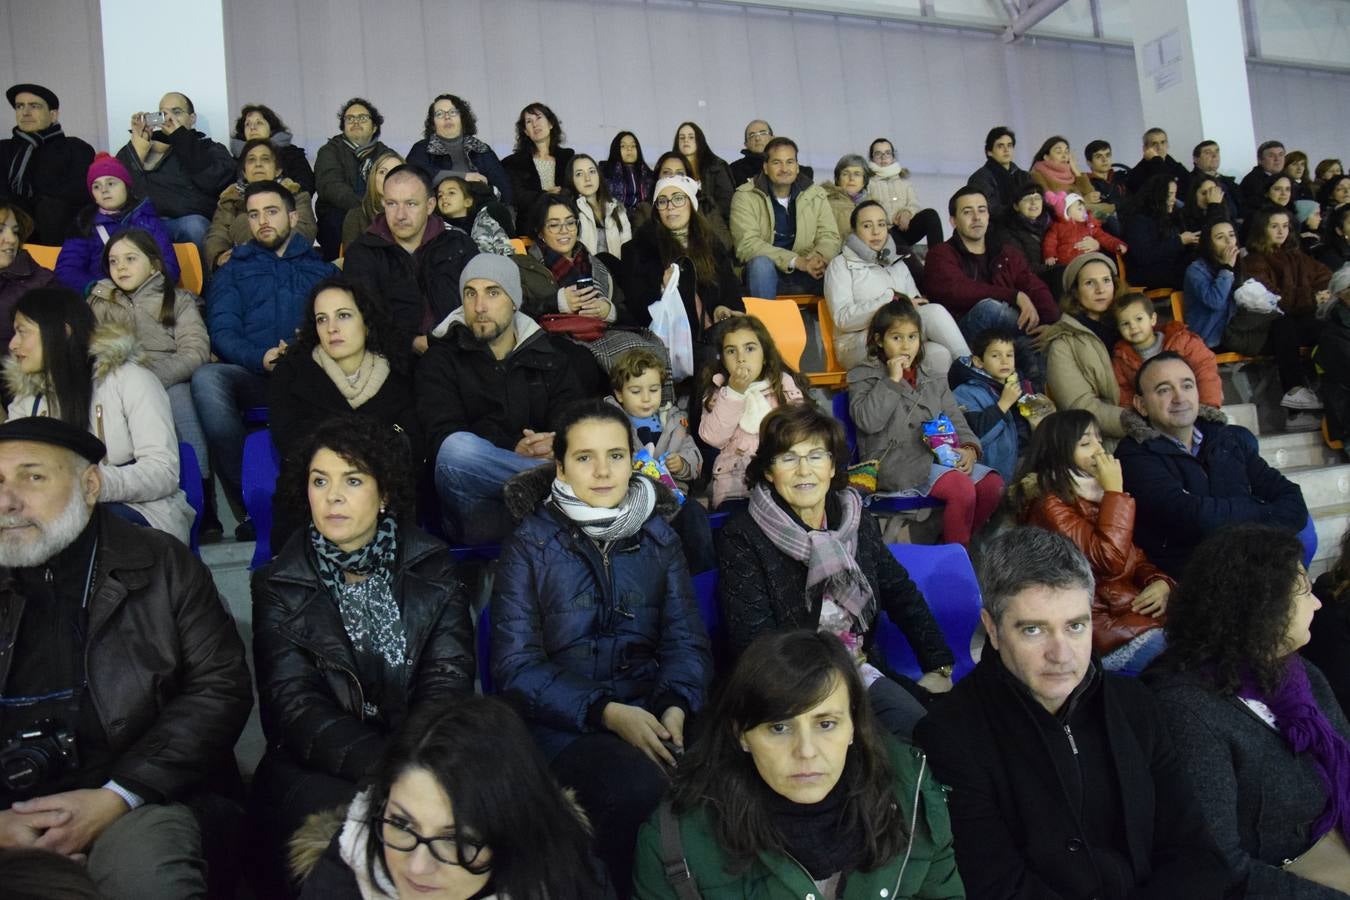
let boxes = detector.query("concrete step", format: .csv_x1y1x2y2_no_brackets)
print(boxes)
1285,465,1350,510
1222,402,1259,435
1259,430,1342,471
1310,500,1350,567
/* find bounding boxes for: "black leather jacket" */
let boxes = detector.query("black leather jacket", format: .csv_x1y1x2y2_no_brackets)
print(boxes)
0,508,253,803
251,523,474,782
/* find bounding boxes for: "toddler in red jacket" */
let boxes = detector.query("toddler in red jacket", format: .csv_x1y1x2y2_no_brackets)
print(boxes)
1111,292,1223,408
1042,191,1127,266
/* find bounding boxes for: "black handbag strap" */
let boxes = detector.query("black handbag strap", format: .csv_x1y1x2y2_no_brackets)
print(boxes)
657,800,702,900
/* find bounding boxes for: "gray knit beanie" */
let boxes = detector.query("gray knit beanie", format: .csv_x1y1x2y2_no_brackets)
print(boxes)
459,253,522,309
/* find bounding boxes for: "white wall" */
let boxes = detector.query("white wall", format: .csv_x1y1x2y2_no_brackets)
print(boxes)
0,0,108,150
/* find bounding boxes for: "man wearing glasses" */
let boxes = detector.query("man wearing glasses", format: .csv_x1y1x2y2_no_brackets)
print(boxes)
0,83,95,244
728,119,814,188
313,98,392,260
116,91,234,261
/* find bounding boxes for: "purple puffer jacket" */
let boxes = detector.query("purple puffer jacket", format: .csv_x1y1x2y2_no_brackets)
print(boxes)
54,199,180,294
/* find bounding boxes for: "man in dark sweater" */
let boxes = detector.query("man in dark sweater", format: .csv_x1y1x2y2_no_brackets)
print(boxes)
1239,139,1287,216
0,83,95,244
726,119,813,189
916,527,1235,900
115,92,235,261
1190,140,1241,221
1124,127,1190,195
967,125,1031,218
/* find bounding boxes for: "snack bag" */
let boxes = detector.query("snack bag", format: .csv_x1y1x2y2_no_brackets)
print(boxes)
921,414,962,467
633,447,686,505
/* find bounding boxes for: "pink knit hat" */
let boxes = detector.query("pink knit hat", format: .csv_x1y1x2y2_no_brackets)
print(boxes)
86,152,131,193
1044,190,1085,222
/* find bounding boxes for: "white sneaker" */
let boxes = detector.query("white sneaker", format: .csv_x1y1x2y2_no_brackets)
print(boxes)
1284,412,1322,432
1280,386,1324,410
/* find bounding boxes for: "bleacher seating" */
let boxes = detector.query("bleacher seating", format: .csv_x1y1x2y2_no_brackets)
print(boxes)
241,429,280,570
879,542,983,681
179,441,204,556
23,243,59,270
173,242,204,294
831,391,944,516
741,297,807,370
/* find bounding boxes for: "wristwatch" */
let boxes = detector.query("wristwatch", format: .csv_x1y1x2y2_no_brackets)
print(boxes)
933,665,953,679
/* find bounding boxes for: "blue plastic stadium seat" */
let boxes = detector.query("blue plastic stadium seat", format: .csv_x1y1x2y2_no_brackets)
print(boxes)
178,442,204,556
875,542,983,682
242,429,280,569
831,390,942,515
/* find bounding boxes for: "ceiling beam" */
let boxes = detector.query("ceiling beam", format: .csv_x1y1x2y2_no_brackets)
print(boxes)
1001,0,1072,42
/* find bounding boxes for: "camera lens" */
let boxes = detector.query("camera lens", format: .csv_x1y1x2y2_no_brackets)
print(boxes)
0,746,48,791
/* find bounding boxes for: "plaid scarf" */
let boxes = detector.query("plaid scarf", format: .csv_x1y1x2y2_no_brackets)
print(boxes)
541,242,592,287
7,123,64,198
550,475,655,542
747,483,873,625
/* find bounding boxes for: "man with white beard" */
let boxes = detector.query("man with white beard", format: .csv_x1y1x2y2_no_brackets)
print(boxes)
0,417,251,900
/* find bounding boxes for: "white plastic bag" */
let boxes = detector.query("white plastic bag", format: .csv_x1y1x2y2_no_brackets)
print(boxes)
1234,278,1282,315
647,264,695,380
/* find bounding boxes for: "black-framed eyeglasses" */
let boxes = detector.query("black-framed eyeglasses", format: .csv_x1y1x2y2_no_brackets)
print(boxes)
376,817,486,868
344,114,373,124
654,194,689,211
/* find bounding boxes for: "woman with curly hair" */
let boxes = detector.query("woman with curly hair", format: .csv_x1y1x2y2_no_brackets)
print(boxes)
405,93,511,209
250,413,474,897
501,102,574,232
1308,526,1350,716
632,629,962,898
1144,524,1350,897
231,102,316,194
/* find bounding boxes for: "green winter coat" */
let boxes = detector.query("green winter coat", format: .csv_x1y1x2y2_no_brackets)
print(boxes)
632,740,964,899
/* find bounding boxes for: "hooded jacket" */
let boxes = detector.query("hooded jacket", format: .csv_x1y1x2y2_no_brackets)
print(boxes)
1021,483,1172,654
729,173,842,271
203,178,318,271
251,524,473,782
416,308,584,460
87,271,208,387
313,135,392,218
922,235,1058,321
914,650,1234,899
491,465,711,759
848,357,980,493
0,248,54,347
823,238,925,369
949,359,1025,483
342,214,479,343
1116,410,1308,577
0,507,252,803
54,198,180,293
1183,257,1237,348
115,128,236,220
1112,319,1222,409
5,326,195,542
1042,212,1126,266
1041,313,1127,439
205,233,338,372
867,164,924,222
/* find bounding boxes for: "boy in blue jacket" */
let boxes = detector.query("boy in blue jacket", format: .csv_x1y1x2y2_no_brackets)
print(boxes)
949,326,1039,482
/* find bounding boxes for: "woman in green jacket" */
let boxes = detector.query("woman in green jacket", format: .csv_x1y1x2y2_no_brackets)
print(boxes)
633,629,963,899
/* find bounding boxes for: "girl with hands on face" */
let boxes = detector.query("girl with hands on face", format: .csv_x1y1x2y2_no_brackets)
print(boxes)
848,299,1003,546
1016,409,1170,674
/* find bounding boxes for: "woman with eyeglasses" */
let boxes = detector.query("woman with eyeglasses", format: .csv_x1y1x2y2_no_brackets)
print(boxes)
715,403,955,740
294,696,611,899
314,97,393,260
1144,524,1350,896
501,103,574,234
866,137,944,250
406,93,512,211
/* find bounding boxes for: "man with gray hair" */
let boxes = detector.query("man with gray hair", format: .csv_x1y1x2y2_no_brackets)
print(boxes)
0,417,251,900
915,527,1233,898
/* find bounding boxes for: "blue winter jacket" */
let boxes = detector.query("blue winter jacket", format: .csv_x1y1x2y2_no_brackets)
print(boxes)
54,199,180,294
206,234,337,373
1182,258,1236,349
490,466,711,760
950,359,1025,483
1116,411,1308,577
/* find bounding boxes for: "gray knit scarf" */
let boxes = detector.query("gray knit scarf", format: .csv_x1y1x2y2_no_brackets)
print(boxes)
747,483,874,624
845,232,895,267
550,475,656,542
7,123,64,198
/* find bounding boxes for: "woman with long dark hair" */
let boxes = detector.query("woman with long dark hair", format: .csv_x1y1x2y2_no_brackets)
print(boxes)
6,286,193,541
601,130,655,212
633,629,962,898
406,93,511,208
500,102,574,232
1183,217,1242,349
1145,524,1350,896
1120,174,1198,289
568,153,631,260
252,414,474,898
295,697,609,900
672,121,734,225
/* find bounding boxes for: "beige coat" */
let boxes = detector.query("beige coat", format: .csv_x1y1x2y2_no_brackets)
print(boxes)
1043,313,1126,438
5,327,195,543
820,181,858,241
86,272,208,387
204,178,318,270
729,176,842,270
867,171,922,223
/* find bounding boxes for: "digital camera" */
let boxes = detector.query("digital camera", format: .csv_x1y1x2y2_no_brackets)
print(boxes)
0,719,78,792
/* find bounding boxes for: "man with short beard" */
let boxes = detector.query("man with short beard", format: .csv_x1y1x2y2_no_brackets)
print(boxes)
0,417,251,900
418,254,585,543
192,179,336,538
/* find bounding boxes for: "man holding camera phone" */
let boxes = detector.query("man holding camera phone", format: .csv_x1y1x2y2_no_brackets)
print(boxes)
0,417,252,899
115,91,235,262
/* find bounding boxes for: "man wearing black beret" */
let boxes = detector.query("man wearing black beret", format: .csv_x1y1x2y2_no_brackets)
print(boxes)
0,83,95,245
0,416,252,900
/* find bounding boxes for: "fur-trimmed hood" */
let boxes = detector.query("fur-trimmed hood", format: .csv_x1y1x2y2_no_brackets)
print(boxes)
502,462,681,524
1120,404,1227,444
4,324,145,401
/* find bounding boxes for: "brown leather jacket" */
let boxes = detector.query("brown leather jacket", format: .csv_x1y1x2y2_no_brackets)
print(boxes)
0,508,252,802
1026,489,1171,654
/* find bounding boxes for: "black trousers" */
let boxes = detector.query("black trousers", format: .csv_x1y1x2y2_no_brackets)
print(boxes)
1268,311,1323,392
891,207,944,249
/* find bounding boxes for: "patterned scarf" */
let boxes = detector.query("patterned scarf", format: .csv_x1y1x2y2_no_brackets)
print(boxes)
747,483,873,624
310,515,405,671
845,232,894,267
541,242,592,286
1241,656,1350,843
550,475,656,542
7,123,64,198
425,135,471,173
343,138,380,189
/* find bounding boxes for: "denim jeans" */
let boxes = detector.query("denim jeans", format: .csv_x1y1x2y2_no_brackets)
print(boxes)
191,363,269,507
434,431,551,544
743,255,824,299
957,297,1046,390
168,380,209,475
